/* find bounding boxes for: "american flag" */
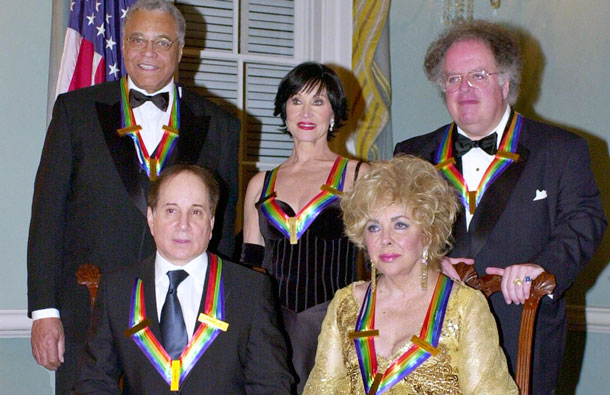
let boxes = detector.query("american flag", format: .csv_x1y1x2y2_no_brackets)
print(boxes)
55,0,137,96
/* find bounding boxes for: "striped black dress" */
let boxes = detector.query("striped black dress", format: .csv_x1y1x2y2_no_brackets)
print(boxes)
256,161,361,392
258,196,360,313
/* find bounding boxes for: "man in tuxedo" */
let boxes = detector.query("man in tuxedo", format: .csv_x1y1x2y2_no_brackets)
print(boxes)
28,1,239,392
394,21,606,393
73,164,292,393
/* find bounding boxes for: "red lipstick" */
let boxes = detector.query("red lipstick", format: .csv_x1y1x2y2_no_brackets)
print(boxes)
379,253,400,262
297,122,315,130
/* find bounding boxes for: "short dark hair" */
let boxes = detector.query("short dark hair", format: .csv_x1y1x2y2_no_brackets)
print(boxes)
424,20,522,104
148,164,220,215
273,62,348,140
122,0,186,45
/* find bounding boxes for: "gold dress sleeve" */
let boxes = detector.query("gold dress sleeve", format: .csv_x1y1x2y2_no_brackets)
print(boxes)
455,285,518,394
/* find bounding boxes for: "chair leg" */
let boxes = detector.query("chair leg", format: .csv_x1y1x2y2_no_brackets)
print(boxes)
515,271,556,395
515,304,538,395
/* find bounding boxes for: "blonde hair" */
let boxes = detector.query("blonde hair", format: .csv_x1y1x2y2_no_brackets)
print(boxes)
341,155,458,269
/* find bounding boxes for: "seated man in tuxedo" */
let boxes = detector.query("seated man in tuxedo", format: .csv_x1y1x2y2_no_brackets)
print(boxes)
74,164,292,394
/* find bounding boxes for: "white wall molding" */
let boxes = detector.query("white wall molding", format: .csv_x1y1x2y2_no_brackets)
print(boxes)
1,305,609,339
566,305,610,334
0,310,31,338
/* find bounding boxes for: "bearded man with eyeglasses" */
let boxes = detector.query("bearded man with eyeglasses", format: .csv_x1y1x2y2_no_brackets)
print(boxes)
394,20,605,394
28,1,240,392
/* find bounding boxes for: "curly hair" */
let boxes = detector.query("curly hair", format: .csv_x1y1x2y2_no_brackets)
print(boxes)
424,20,522,104
341,155,459,270
273,62,348,141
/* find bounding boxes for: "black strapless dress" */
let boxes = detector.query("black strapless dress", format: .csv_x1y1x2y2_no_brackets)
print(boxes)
256,159,360,392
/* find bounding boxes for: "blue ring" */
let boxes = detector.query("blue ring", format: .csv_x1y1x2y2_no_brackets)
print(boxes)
525,276,531,283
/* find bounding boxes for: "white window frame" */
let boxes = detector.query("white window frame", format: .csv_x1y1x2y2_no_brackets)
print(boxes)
177,0,351,227
180,0,351,167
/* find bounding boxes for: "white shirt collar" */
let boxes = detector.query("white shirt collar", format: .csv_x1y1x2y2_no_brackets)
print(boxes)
457,105,511,148
154,251,208,289
127,76,175,97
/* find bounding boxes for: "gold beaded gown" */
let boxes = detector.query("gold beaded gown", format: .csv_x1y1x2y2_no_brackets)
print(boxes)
303,278,518,394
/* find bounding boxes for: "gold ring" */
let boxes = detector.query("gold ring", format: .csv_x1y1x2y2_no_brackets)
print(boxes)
512,278,523,286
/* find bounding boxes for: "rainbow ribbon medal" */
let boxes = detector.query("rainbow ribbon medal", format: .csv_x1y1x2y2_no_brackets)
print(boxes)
258,156,349,244
351,276,453,394
125,254,228,391
117,76,180,180
434,112,523,214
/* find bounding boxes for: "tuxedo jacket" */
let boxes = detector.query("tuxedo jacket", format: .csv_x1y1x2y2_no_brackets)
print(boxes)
394,114,606,393
27,80,239,392
73,254,293,394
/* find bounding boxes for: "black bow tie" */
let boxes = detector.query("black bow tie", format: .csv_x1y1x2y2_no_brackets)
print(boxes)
129,89,169,111
454,132,498,157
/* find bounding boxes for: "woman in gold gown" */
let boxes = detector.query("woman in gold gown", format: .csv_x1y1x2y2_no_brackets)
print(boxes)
304,156,517,394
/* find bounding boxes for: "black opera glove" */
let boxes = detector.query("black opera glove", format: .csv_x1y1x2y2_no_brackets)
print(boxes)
240,243,265,268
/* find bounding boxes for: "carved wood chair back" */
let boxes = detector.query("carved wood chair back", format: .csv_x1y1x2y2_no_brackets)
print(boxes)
454,262,556,395
76,263,101,312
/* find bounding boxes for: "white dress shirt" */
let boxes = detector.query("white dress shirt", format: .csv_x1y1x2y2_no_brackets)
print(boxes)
127,76,177,156
458,105,511,229
155,252,208,341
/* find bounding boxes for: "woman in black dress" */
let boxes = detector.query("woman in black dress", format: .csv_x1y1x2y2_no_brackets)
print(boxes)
242,62,368,392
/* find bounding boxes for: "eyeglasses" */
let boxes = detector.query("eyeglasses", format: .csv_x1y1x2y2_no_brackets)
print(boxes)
126,36,179,52
441,70,502,93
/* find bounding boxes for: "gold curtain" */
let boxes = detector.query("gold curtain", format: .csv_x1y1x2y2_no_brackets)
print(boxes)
351,0,393,160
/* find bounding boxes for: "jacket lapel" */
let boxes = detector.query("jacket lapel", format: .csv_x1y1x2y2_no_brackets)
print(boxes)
421,131,470,256
451,212,469,256
193,254,210,335
166,90,210,167
427,120,531,258
98,95,148,216
468,137,530,258
139,257,162,339
192,253,231,333
424,135,441,164
181,253,230,390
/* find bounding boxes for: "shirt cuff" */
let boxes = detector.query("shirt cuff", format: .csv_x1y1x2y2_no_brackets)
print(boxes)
31,308,60,320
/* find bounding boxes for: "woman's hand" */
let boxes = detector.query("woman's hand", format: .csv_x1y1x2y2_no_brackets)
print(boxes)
440,256,475,280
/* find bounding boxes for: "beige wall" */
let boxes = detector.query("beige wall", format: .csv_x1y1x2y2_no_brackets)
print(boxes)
0,0,56,392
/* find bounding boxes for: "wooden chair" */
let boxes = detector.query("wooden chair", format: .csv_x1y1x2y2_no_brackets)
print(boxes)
76,263,101,312
77,263,125,388
454,262,556,395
